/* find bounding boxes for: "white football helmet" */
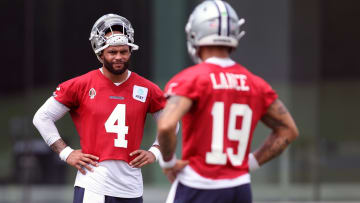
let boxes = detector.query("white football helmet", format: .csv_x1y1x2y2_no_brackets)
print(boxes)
185,0,245,63
89,14,139,63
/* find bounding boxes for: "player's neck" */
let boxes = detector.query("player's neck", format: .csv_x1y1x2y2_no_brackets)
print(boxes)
102,67,129,83
199,46,231,61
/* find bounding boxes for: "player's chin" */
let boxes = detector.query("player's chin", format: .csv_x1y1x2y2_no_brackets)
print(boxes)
113,64,124,70
112,65,126,73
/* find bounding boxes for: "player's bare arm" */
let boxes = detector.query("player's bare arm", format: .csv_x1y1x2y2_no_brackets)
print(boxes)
51,138,99,175
158,96,192,161
50,138,67,154
253,99,299,166
158,96,191,182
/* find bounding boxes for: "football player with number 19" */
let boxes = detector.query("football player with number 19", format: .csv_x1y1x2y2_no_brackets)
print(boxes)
33,14,165,203
157,1,299,203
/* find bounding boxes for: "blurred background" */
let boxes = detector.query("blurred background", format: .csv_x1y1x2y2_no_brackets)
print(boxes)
1,0,360,202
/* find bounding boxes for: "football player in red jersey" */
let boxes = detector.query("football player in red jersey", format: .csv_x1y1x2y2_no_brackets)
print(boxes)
33,14,165,203
157,1,299,203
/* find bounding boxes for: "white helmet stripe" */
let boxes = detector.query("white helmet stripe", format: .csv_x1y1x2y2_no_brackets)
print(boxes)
224,3,231,36
214,0,228,36
212,1,222,35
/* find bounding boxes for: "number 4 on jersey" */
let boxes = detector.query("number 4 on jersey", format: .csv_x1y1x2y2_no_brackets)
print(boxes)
206,102,252,166
105,104,129,148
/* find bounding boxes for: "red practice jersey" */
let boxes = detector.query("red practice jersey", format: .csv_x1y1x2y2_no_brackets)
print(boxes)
164,62,277,180
54,69,165,163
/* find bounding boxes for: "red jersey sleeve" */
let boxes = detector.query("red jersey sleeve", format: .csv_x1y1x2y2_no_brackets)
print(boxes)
258,76,278,115
164,70,205,101
148,84,166,113
53,78,80,109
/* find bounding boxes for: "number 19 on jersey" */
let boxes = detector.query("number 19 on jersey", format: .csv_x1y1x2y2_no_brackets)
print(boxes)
206,102,253,166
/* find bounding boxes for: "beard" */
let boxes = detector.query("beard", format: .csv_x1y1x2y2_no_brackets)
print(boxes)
103,58,130,75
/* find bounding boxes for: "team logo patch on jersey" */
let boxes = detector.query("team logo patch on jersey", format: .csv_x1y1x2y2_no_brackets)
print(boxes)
89,88,96,99
133,85,148,103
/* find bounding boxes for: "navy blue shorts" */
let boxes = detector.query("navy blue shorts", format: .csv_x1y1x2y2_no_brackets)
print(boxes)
173,182,252,203
73,186,143,203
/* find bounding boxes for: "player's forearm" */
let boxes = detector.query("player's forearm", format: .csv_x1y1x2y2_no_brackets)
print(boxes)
158,96,192,161
50,138,68,154
152,110,180,146
253,128,297,166
158,125,177,161
156,108,178,161
255,99,299,166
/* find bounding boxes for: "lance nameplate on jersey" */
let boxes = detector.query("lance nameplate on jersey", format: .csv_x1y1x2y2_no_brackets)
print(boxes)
210,72,250,91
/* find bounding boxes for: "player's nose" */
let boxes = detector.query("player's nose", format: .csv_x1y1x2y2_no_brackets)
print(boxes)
114,52,122,59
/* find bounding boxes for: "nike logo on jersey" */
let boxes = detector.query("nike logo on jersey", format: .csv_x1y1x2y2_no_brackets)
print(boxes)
210,72,250,91
133,85,148,103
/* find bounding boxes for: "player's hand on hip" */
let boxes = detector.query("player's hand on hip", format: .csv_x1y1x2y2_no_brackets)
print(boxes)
129,150,156,168
162,160,189,183
66,149,99,175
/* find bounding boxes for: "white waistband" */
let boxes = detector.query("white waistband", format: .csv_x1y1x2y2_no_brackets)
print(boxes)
177,165,251,189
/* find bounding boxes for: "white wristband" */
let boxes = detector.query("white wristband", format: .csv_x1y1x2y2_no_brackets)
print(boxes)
159,154,177,168
248,153,260,171
59,146,74,162
148,146,161,161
